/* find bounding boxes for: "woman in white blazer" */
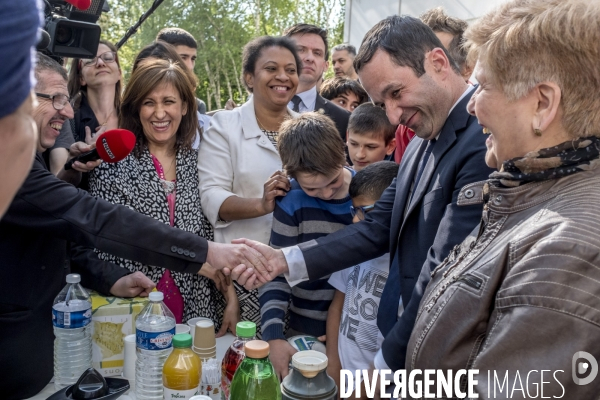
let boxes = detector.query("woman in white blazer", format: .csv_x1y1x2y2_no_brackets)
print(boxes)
198,36,301,332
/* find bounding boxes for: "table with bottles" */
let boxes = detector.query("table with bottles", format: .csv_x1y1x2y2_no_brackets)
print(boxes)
26,333,234,400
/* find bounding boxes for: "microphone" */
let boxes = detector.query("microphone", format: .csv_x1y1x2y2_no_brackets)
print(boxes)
64,129,136,170
64,0,92,11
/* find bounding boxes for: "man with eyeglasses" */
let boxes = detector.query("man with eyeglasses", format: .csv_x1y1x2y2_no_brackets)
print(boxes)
0,53,272,400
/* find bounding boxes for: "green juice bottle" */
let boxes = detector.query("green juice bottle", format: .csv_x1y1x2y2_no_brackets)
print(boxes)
229,340,281,400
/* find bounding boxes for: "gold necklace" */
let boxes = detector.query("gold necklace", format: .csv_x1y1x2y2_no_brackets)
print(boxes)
255,114,280,132
99,108,114,127
163,157,176,176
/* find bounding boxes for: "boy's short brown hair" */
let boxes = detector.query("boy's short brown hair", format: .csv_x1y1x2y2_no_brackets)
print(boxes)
348,103,396,144
278,113,346,179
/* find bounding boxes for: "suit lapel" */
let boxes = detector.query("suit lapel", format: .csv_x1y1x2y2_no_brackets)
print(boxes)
404,87,475,218
389,138,425,254
314,94,326,112
240,97,279,154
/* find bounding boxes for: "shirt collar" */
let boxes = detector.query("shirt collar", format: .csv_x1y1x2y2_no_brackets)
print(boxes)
434,85,474,140
296,86,318,111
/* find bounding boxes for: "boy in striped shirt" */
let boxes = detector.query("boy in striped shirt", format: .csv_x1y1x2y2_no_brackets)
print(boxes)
259,112,355,380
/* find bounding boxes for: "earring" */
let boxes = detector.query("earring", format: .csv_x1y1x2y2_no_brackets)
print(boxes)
534,128,542,137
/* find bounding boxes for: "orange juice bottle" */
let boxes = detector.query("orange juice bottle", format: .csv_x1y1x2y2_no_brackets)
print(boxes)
163,333,201,400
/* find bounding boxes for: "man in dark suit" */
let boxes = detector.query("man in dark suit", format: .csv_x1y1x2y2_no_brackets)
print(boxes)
0,54,267,400
283,24,350,142
234,15,495,383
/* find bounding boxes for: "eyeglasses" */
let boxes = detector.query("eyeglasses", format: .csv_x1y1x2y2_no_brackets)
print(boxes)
350,204,375,221
35,93,71,111
81,51,117,67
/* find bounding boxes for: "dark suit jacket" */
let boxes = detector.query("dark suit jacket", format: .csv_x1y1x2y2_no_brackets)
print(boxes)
298,87,495,370
315,94,350,142
0,154,209,399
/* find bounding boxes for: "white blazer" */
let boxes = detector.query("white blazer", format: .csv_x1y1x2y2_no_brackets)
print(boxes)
198,97,298,245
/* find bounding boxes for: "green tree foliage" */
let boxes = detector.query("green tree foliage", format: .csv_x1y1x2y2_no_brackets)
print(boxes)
99,0,345,110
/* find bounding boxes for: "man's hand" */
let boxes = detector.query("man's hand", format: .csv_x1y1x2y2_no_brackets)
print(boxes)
268,339,297,381
206,242,272,286
109,271,155,297
67,141,102,172
198,262,229,293
229,238,289,290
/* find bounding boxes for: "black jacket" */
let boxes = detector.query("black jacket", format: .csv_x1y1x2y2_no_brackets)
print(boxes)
0,154,208,399
315,94,350,142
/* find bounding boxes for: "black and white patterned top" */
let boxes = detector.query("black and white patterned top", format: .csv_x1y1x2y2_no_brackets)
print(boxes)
88,147,225,326
261,128,279,148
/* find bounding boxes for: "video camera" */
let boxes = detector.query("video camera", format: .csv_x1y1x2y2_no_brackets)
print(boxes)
40,0,108,59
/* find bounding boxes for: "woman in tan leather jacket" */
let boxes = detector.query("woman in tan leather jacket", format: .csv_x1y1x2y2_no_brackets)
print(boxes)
406,0,600,398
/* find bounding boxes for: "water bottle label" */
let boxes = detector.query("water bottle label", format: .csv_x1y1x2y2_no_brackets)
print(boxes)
136,327,175,350
163,387,198,400
52,307,92,328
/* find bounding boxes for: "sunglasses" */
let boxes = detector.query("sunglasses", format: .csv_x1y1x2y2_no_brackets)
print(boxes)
350,204,375,221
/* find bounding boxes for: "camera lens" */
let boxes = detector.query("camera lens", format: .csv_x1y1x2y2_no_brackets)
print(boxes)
55,25,75,46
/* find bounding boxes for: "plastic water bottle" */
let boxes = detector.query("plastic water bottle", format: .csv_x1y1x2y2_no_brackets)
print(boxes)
52,273,92,391
135,291,176,400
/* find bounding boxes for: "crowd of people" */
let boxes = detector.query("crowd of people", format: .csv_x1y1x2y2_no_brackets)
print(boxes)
1,0,600,398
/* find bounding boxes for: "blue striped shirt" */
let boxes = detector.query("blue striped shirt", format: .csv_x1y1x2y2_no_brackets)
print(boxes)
259,169,355,341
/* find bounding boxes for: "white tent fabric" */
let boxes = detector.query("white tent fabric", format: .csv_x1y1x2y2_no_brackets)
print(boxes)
343,0,508,47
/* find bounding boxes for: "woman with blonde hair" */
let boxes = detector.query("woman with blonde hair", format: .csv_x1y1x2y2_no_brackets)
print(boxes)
404,0,600,397
88,59,238,333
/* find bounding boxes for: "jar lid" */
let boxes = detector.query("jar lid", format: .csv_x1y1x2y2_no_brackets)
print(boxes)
292,350,328,378
172,333,193,348
236,321,256,338
244,340,269,359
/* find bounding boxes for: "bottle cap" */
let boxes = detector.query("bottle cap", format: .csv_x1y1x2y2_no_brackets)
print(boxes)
244,340,270,359
149,291,164,302
291,350,328,378
172,333,193,348
236,321,256,338
66,274,81,284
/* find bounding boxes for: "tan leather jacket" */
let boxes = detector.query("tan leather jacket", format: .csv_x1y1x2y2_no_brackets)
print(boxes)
407,166,600,399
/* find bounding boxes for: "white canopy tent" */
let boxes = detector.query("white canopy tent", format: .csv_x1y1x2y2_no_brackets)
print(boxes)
343,0,508,47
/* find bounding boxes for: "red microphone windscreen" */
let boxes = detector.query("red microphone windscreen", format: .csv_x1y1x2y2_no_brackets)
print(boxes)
95,129,136,163
65,0,91,10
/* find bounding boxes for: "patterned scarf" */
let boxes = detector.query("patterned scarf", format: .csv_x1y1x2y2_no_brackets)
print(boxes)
489,136,600,187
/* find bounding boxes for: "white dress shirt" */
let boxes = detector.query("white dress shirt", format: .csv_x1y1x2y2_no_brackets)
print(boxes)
287,86,317,113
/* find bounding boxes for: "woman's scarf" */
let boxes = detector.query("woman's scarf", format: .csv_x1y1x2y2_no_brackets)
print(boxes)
490,136,600,187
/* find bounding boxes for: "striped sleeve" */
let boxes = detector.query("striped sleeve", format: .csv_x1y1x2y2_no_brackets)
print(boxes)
258,275,291,341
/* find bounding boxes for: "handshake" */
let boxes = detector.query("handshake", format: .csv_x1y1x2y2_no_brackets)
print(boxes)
206,239,289,290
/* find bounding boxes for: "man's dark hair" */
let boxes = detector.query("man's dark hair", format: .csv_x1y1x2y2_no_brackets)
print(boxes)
35,52,68,90
283,23,329,60
132,41,198,87
348,103,396,144
333,43,357,57
278,112,346,179
320,77,368,104
354,15,460,76
156,27,197,49
420,7,469,71
349,161,399,200
241,36,302,93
